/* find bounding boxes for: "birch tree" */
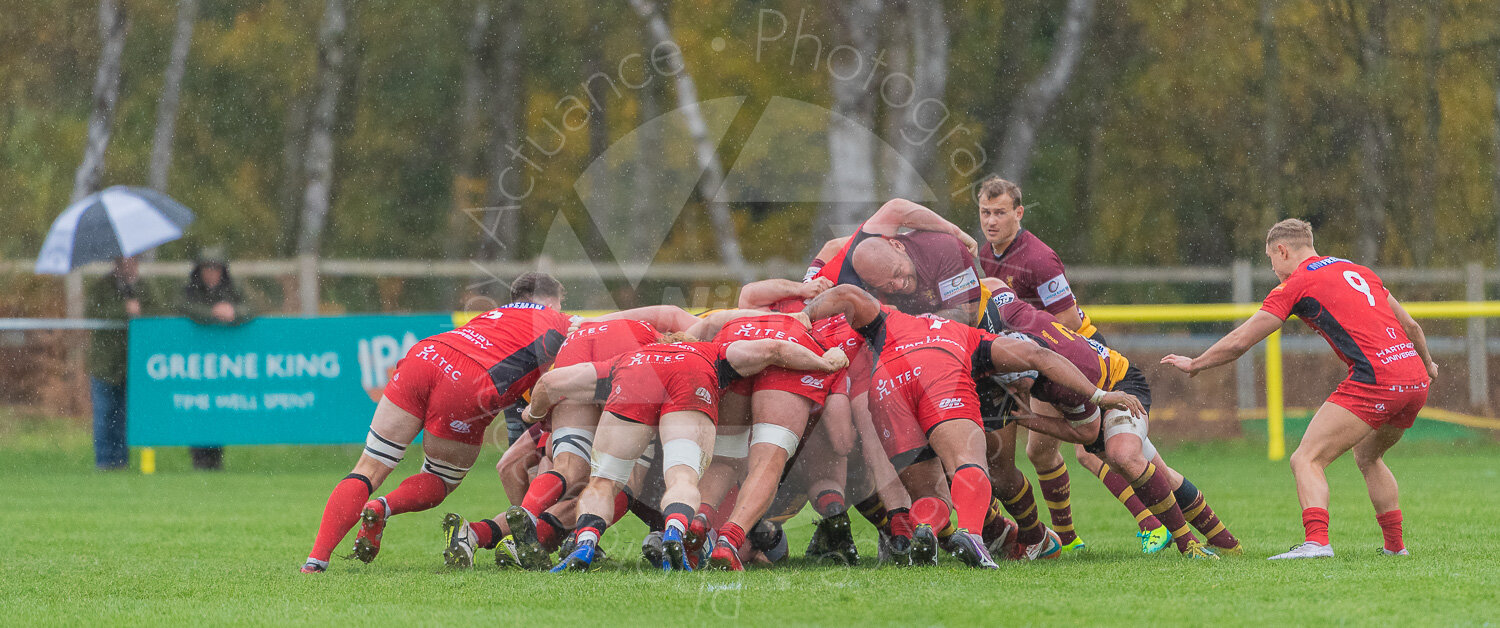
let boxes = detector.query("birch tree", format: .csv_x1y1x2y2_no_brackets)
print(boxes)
297,0,347,314
994,0,1096,184
148,0,198,193
71,0,128,203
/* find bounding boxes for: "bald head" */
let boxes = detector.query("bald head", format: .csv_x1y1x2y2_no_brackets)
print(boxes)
852,237,917,296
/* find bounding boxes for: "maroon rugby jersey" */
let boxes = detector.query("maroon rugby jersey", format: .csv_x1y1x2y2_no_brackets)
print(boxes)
815,228,982,316
978,230,1093,335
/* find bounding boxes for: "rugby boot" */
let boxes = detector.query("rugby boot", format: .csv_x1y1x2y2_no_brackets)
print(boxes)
950,529,999,569
749,520,789,564
1012,527,1062,561
1380,547,1409,556
708,538,745,571
662,526,693,572
687,513,712,554
1268,541,1332,560
641,531,666,569
494,535,523,569
805,517,832,558
1138,525,1172,554
821,511,859,566
550,538,597,572
504,506,551,570
1183,540,1221,560
1215,542,1244,556
440,513,476,569
299,561,326,574
350,497,388,563
911,523,940,566
1059,537,1087,553
982,516,1019,560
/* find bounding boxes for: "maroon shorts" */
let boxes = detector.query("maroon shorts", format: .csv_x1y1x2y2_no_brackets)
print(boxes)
601,360,721,426
1327,379,1429,430
383,342,500,446
867,349,981,462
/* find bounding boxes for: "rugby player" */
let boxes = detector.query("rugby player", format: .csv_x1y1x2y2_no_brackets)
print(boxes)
1163,219,1435,559
980,280,1236,558
300,273,571,573
975,175,1195,553
526,324,849,572
803,284,1146,568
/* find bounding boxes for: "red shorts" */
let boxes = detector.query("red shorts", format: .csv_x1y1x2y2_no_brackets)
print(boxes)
717,315,831,404
601,360,721,426
383,342,501,446
1327,379,1429,430
867,349,981,462
554,321,657,368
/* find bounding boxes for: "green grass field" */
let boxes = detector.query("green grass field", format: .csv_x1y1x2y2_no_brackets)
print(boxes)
4,413,1499,626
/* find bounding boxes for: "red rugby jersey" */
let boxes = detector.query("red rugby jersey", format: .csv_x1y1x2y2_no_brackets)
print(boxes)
856,305,992,370
431,302,571,403
1261,256,1428,386
616,341,742,390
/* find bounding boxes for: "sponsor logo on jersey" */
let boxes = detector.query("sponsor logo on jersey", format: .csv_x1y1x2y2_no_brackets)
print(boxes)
937,397,965,410
1305,257,1349,271
1038,273,1073,306
448,420,471,434
800,375,826,389
1375,403,1387,413
939,268,981,301
695,387,713,406
1387,327,1399,340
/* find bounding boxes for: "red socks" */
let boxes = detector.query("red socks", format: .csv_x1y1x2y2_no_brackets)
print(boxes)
382,472,450,515
814,490,847,517
1302,507,1330,546
521,471,567,517
309,475,373,562
1376,509,1403,552
951,465,991,532
911,497,951,530
468,519,500,549
611,491,631,524
719,522,747,550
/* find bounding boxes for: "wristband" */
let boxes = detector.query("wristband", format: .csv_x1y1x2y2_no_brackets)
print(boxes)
524,405,547,422
1089,388,1106,405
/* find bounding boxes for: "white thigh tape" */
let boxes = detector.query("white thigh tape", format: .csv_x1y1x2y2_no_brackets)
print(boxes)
636,442,658,468
1102,408,1150,450
422,456,471,484
550,427,594,463
751,423,801,456
714,431,750,459
1067,407,1101,428
662,438,707,477
591,450,635,484
364,429,408,468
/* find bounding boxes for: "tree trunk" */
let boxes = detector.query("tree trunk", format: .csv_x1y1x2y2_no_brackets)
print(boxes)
995,0,1096,184
1257,0,1284,227
71,0,128,203
627,0,752,284
297,0,348,315
448,0,490,264
815,0,883,245
1413,0,1441,266
1493,7,1500,269
882,0,949,204
477,0,525,264
148,0,197,193
1354,0,1390,264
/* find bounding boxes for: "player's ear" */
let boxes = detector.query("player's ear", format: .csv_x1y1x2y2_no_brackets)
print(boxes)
1014,205,1024,220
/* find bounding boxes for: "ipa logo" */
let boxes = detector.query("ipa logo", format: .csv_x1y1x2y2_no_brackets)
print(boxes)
357,332,419,402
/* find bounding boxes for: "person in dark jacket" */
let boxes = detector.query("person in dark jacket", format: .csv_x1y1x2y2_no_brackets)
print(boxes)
179,246,256,469
87,256,159,470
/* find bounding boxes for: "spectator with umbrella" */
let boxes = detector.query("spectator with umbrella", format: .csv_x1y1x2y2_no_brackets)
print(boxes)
36,186,195,470
179,245,255,470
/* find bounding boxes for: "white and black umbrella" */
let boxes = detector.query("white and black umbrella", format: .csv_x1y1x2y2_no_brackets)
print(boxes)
34,186,196,275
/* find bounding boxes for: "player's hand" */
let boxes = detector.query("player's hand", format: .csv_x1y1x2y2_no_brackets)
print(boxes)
800,277,834,299
1425,360,1439,382
1160,354,1197,377
568,316,593,334
1098,391,1147,418
822,347,849,371
957,231,979,257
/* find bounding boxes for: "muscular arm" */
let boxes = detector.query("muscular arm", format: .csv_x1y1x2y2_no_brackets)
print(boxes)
865,199,978,254
523,363,602,422
1054,307,1084,332
1388,294,1438,380
814,236,852,264
725,338,848,378
802,284,883,328
737,277,833,309
989,337,1146,417
1161,310,1284,376
587,305,700,333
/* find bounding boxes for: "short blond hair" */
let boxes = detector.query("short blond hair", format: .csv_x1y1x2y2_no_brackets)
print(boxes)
977,175,1021,205
1266,218,1314,249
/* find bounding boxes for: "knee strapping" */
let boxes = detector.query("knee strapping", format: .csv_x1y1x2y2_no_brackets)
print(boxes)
591,450,635,484
421,456,471,484
550,427,594,463
1103,409,1153,460
364,429,408,468
751,423,801,457
662,438,707,477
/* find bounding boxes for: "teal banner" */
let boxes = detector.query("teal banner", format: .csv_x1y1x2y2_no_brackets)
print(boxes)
126,315,453,446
